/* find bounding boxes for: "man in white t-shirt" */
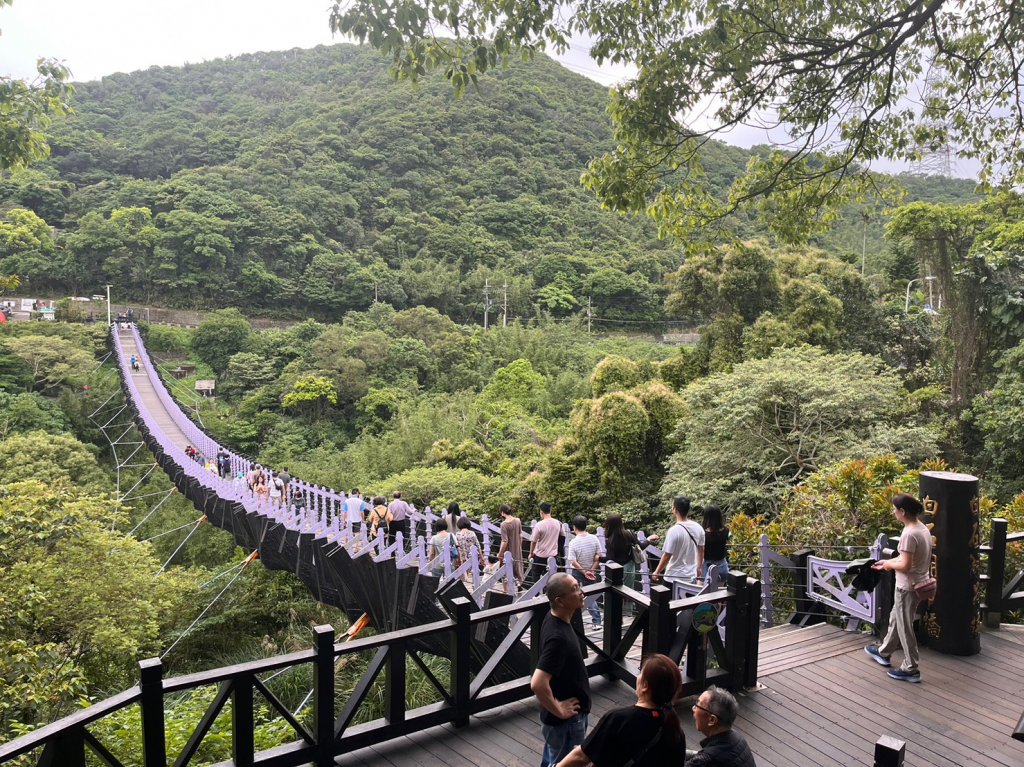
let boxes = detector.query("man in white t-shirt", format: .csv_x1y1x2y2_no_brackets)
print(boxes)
268,471,284,504
344,489,368,529
651,496,705,588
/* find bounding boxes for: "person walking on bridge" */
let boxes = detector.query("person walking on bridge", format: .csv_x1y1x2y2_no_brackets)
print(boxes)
387,491,412,546
528,502,562,585
651,496,704,591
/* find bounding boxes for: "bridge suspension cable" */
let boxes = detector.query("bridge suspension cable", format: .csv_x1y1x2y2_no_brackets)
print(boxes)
160,550,259,660
157,516,207,573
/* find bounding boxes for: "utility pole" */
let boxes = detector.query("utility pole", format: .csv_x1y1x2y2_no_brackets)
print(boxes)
105,284,112,326
483,279,493,330
587,296,592,333
502,281,508,327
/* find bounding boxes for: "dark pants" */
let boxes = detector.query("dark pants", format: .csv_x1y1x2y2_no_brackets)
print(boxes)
389,518,409,547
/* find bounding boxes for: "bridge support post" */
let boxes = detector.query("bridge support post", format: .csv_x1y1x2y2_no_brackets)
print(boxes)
919,471,981,655
723,571,749,688
313,625,335,766
37,729,86,767
232,674,255,767
139,658,166,767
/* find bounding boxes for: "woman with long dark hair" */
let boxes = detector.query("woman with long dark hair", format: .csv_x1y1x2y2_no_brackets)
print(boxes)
603,514,659,594
702,505,730,582
554,653,686,767
444,501,461,534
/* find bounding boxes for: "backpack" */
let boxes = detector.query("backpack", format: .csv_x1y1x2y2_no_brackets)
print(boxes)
370,505,390,536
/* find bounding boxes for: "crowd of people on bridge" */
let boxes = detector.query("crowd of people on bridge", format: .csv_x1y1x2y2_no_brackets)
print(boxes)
182,441,929,766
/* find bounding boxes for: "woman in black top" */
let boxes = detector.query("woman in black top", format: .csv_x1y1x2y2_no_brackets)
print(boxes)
702,505,730,582
603,514,659,594
555,653,686,767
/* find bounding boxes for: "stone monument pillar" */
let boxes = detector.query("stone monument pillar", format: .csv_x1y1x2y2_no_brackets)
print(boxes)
919,470,980,655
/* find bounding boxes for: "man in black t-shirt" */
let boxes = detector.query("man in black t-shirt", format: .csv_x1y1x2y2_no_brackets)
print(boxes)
531,572,590,767
687,686,757,766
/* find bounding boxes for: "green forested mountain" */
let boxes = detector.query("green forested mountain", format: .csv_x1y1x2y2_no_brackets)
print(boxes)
1,45,675,320
0,43,976,320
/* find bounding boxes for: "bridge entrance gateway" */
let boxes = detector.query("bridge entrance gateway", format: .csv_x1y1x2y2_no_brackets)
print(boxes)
1,324,1022,766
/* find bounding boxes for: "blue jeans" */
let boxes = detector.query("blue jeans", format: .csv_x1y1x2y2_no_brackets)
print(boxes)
540,713,587,767
702,559,729,582
571,570,601,624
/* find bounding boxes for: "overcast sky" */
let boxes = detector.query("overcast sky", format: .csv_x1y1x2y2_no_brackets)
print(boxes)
0,1,634,85
1,0,974,178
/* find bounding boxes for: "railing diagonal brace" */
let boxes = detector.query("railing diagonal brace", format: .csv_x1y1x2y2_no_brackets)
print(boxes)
407,649,452,706
468,612,532,699
82,730,126,767
173,680,233,767
252,677,315,745
334,646,388,739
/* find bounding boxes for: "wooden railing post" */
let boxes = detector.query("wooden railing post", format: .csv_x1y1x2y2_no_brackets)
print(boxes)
385,637,407,726
530,597,547,668
722,571,748,687
138,657,166,767
744,577,762,688
451,596,473,727
789,549,825,626
37,730,86,767
313,625,335,767
603,562,624,661
874,734,906,766
232,673,255,767
985,518,1007,628
644,585,672,657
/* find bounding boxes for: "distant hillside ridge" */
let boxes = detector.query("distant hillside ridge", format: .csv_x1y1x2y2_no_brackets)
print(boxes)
0,43,977,319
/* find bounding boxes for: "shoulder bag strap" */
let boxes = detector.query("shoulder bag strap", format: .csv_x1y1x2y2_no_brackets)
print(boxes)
623,721,664,767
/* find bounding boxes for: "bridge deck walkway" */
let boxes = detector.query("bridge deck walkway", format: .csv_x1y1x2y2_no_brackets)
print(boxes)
118,327,193,453
334,624,1024,767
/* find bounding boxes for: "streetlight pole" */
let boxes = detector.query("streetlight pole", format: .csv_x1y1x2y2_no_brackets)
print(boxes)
105,284,112,326
905,276,936,313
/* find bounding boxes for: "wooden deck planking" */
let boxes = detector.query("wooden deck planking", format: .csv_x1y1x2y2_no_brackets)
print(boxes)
333,624,1024,766
757,623,868,676
783,643,1024,767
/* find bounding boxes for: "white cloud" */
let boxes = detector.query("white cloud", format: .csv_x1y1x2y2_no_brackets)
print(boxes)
1,0,336,81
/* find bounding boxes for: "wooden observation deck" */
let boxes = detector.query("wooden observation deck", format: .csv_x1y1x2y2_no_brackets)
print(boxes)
337,623,1024,767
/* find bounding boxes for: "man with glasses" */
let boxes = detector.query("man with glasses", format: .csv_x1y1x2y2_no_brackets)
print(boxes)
531,572,591,767
686,686,757,766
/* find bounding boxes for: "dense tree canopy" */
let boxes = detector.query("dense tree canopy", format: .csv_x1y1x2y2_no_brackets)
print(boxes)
331,0,1008,239
662,345,938,513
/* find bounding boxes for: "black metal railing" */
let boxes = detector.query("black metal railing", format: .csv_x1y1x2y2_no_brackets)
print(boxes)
981,518,1024,624
0,564,762,767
